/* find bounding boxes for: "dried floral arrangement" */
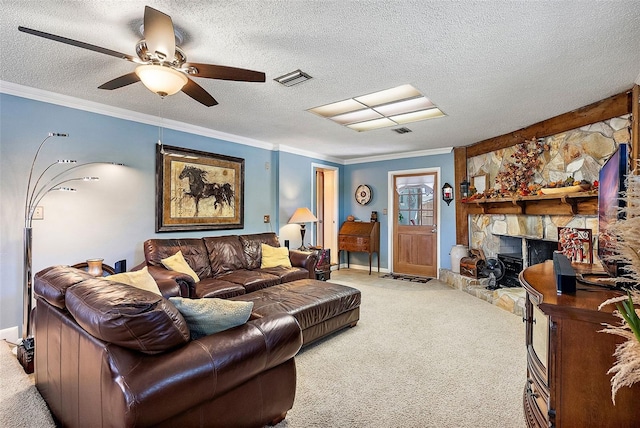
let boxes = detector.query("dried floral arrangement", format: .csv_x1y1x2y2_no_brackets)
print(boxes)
495,138,549,195
599,173,640,403
463,137,596,202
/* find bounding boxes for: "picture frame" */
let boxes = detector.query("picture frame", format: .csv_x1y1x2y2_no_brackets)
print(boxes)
557,227,593,263
472,174,490,194
156,144,244,232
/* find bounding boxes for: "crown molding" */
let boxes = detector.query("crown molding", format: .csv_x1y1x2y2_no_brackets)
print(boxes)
0,81,274,151
1,81,453,165
277,144,344,165
343,147,453,165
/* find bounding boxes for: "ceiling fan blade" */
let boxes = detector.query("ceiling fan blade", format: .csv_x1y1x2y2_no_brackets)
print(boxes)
182,78,218,107
98,72,140,90
18,26,137,62
144,6,175,62
184,62,266,82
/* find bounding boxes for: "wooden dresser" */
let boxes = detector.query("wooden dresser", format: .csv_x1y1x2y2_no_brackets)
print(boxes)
338,221,380,275
520,261,640,428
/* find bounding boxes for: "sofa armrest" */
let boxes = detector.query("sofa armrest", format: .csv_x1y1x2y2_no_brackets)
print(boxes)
107,313,302,426
289,249,318,278
132,262,194,297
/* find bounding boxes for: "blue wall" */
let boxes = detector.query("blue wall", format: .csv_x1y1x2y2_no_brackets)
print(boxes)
0,91,456,335
342,152,456,271
0,93,317,334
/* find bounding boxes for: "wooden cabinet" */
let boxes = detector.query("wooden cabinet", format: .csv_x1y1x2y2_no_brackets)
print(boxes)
338,221,380,275
520,261,640,427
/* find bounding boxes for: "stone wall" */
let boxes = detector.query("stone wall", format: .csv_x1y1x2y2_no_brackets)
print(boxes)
467,115,631,259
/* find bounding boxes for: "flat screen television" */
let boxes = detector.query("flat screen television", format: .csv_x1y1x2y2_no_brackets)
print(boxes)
597,143,629,276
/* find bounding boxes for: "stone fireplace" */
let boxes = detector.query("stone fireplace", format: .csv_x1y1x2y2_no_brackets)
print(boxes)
467,115,631,269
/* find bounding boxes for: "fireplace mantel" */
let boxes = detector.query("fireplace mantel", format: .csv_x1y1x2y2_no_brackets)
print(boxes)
463,192,597,216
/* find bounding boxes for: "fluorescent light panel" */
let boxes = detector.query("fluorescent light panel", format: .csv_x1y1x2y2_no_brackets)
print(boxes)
308,84,445,132
347,118,397,132
354,84,421,107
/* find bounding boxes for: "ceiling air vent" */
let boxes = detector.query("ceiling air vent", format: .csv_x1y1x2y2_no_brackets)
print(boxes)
392,127,412,134
274,69,312,87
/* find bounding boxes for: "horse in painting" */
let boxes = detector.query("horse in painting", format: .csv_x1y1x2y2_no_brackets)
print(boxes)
178,165,234,217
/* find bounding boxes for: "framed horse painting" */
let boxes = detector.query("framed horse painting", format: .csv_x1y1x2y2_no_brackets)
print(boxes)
156,144,244,232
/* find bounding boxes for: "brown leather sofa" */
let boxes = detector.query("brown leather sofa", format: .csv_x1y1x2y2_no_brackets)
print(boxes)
33,265,303,428
143,232,317,299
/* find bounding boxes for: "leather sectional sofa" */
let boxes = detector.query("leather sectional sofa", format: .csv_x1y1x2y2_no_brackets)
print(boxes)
142,232,317,298
32,232,361,427
33,265,302,427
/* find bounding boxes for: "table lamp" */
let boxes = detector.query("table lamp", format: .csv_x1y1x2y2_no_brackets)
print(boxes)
288,207,318,250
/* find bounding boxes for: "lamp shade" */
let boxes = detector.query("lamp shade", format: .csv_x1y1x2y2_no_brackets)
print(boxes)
135,64,188,96
288,207,318,224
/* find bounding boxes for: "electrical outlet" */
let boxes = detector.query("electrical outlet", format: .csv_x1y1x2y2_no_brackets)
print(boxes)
33,206,44,220
263,215,270,223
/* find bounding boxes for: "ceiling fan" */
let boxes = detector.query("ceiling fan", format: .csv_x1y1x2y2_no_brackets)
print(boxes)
18,6,266,107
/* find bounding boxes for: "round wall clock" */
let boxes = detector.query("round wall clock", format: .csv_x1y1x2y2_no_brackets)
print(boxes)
355,184,373,205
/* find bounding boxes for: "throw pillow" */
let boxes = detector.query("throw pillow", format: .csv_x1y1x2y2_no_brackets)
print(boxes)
107,266,162,295
162,250,200,282
168,297,254,339
260,243,292,268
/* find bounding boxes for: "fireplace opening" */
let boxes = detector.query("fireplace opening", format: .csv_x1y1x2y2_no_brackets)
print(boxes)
527,239,557,266
494,236,558,289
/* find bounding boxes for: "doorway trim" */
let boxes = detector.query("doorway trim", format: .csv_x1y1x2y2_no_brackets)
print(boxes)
311,163,339,261
388,167,441,275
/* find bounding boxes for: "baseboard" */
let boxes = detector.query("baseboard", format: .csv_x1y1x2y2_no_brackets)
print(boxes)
0,326,19,344
337,263,389,274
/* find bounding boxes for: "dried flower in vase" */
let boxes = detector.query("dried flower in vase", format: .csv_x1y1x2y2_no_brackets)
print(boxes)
599,291,640,404
599,174,640,403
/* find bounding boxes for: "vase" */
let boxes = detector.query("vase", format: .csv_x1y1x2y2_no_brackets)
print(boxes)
86,258,104,277
450,245,469,274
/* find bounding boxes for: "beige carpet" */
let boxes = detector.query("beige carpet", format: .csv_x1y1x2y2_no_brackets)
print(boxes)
0,270,526,427
0,341,55,427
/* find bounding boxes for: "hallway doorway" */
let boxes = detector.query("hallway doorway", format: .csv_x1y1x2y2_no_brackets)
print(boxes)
313,164,339,264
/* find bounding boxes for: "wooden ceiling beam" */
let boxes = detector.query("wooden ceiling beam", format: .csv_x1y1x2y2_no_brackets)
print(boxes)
466,90,633,158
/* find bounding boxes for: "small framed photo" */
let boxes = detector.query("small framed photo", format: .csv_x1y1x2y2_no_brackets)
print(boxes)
156,144,244,232
557,227,593,263
472,174,490,194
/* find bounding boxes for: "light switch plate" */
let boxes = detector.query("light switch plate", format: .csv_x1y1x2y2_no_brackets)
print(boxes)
33,206,44,220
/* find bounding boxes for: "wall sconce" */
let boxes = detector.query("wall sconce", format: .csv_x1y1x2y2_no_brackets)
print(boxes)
442,182,454,206
460,177,470,198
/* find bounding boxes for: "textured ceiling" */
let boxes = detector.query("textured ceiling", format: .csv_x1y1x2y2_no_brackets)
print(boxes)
2,1,640,161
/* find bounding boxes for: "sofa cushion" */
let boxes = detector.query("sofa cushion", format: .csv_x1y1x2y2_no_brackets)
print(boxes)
240,233,281,269
261,244,292,268
144,238,212,279
257,266,309,283
204,235,248,277
66,279,190,354
107,266,162,295
217,270,281,293
194,278,246,299
168,297,254,339
162,250,200,282
34,265,98,309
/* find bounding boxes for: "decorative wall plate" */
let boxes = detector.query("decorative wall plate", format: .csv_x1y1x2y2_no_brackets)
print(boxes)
355,184,372,205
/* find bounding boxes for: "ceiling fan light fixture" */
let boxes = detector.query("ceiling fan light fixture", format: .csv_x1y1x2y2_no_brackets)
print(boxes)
135,64,188,96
